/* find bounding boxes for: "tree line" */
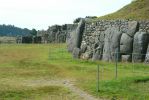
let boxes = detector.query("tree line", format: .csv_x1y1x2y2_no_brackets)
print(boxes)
0,24,32,37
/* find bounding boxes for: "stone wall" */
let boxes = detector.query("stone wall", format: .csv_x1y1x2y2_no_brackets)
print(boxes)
37,24,78,43
68,19,149,63
17,36,42,43
17,24,78,44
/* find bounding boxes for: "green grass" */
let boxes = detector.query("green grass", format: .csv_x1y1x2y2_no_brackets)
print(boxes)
0,44,149,100
98,0,149,20
0,85,71,100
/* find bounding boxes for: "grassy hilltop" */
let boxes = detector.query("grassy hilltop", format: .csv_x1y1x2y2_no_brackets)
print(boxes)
99,0,149,20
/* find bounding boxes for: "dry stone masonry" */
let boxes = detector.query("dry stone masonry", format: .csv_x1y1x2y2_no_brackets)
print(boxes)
67,19,149,63
38,24,78,43
16,18,149,63
17,24,78,44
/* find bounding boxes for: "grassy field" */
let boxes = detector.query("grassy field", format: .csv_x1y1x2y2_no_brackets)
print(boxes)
0,44,149,100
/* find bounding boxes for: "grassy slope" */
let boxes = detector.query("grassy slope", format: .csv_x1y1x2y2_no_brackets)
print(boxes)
0,44,149,100
99,0,149,20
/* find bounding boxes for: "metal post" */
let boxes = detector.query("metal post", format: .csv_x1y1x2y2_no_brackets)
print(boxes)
132,53,134,72
97,64,100,92
115,49,118,79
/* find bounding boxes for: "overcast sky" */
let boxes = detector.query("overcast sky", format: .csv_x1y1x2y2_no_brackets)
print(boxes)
0,0,132,30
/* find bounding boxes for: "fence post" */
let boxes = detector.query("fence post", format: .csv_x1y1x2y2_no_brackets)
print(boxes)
115,49,118,79
97,64,100,92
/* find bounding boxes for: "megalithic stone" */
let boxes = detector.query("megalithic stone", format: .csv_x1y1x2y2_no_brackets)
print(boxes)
127,21,138,37
145,45,149,63
67,19,85,52
102,27,122,61
133,31,149,62
75,19,85,48
120,33,133,54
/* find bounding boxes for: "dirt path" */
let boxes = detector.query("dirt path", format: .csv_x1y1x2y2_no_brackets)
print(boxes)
63,80,103,100
24,79,104,100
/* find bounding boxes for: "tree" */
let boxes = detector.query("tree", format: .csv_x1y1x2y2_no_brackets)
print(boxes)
0,24,30,36
30,29,37,36
73,17,82,23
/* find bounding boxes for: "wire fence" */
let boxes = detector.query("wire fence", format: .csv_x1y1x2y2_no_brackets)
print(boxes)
48,45,149,100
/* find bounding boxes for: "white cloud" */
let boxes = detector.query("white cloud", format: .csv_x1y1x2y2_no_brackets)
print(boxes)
0,0,132,30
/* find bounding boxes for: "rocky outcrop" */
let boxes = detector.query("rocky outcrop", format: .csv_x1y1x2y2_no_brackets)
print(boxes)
67,19,149,63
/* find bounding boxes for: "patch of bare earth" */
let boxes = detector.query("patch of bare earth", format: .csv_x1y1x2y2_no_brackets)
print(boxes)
23,79,105,100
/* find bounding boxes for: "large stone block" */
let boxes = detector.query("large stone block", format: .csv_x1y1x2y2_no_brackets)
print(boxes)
80,41,87,53
120,33,133,54
120,21,138,60
73,48,81,59
132,32,149,62
92,42,104,61
67,30,76,52
81,51,93,60
67,19,85,52
102,27,122,61
145,45,149,63
92,50,102,61
127,21,138,37
121,55,132,62
75,19,85,48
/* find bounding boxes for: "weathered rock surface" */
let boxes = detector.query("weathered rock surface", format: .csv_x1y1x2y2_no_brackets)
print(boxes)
102,27,122,61
121,55,132,62
127,21,138,37
133,31,149,62
145,45,149,63
67,30,77,52
119,21,138,55
80,41,87,53
73,48,81,59
67,20,85,52
75,19,85,48
81,51,92,60
120,33,133,54
92,51,102,61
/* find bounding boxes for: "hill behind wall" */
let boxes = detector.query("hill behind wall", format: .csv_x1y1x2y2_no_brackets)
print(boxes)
99,0,149,20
